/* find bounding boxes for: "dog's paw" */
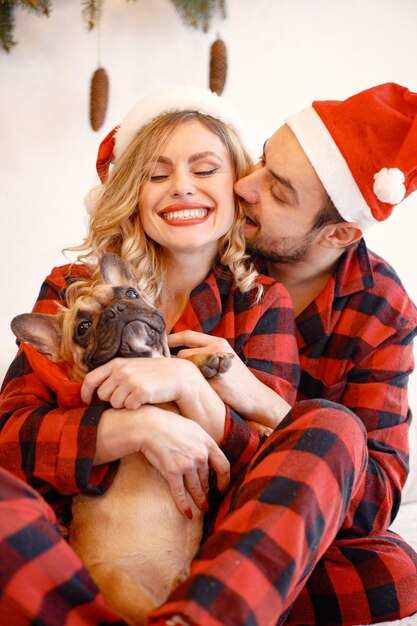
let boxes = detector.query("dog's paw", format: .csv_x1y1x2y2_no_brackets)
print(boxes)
245,420,273,441
193,352,234,379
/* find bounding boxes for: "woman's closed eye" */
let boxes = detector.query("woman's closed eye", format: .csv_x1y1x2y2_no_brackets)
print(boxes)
148,167,219,181
194,168,218,176
149,174,169,181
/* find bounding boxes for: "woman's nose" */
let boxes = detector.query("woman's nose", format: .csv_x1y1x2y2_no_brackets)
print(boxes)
170,168,195,197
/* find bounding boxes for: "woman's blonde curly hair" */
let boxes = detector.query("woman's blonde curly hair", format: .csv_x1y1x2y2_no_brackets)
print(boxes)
67,110,262,305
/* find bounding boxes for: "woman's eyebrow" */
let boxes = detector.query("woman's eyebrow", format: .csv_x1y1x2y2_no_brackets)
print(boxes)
149,152,224,165
150,156,172,165
189,151,224,164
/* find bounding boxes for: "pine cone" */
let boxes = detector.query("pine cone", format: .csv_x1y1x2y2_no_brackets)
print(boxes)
209,38,227,95
90,67,109,131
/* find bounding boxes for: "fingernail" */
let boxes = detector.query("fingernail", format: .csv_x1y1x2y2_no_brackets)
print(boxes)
185,508,193,520
202,501,209,511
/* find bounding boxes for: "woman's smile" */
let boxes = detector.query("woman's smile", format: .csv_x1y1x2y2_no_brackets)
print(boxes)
159,203,211,225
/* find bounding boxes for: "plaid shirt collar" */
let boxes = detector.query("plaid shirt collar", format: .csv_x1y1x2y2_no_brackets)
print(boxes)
256,238,374,348
298,239,374,348
333,238,374,298
296,239,372,345
173,267,235,335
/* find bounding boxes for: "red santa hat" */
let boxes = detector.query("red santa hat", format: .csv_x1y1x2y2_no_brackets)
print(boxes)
285,83,417,229
85,85,243,214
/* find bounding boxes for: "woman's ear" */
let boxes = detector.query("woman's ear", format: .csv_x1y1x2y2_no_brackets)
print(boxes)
318,222,363,249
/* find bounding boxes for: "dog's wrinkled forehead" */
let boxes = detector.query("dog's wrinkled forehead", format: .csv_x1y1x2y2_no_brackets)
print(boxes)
69,282,155,315
71,284,116,316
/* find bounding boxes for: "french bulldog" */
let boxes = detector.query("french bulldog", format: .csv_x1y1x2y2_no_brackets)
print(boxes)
11,253,234,625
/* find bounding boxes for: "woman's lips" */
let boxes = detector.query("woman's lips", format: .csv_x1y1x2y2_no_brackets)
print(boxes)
159,204,211,225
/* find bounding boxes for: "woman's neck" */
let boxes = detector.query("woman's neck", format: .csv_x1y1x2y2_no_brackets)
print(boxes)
157,248,216,331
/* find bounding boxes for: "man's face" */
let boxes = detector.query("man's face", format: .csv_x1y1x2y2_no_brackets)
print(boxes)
234,124,329,264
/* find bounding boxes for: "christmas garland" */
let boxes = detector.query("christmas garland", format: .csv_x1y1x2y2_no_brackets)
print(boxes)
0,0,226,50
0,0,51,53
2,0,228,131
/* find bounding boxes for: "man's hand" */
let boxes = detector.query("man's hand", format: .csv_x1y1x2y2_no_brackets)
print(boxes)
169,330,291,429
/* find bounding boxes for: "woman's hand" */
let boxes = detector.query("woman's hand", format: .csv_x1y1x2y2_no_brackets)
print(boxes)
94,404,230,517
81,356,227,442
81,356,194,408
169,330,291,429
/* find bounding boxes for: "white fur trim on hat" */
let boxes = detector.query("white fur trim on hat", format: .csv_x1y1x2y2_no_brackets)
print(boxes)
285,106,378,230
114,85,244,161
373,167,406,204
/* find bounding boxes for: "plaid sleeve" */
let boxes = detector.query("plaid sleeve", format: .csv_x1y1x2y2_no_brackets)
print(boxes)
221,280,299,477
340,323,416,536
235,279,299,405
0,265,115,496
0,467,125,626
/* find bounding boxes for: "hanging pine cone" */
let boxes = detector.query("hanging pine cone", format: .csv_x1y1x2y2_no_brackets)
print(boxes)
209,37,227,95
89,67,109,131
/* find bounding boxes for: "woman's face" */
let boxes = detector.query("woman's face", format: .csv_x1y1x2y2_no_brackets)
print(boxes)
138,119,235,257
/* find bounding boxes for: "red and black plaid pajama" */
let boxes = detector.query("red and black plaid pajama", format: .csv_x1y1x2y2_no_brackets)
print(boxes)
150,401,417,626
0,263,299,624
0,466,124,625
1,240,417,625
149,241,417,626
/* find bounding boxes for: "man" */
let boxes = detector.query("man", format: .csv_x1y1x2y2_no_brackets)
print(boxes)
1,83,417,626
149,83,417,625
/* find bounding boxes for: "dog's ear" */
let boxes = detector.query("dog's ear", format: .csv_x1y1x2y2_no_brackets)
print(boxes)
11,313,63,362
100,253,136,287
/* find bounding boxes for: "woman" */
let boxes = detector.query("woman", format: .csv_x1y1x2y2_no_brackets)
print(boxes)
0,86,299,524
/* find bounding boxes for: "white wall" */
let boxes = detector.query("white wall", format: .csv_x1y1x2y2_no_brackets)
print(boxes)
1,0,416,497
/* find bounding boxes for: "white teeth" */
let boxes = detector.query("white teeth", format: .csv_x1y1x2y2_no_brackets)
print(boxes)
163,208,208,220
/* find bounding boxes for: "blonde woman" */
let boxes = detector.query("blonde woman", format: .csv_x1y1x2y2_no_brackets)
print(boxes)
0,87,298,526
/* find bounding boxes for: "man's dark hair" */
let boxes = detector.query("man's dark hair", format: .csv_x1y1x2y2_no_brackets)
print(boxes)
312,194,346,231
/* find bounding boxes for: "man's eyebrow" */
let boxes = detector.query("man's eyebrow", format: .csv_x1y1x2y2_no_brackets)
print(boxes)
263,140,299,201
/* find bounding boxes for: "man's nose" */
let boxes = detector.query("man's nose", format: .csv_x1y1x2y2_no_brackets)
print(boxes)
234,169,260,203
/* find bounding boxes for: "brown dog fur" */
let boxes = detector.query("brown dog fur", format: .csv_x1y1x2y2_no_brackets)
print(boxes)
11,253,234,625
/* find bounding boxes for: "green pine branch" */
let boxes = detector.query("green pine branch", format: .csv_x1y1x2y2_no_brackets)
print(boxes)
169,0,226,32
1,0,227,53
17,0,51,15
0,3,16,52
0,0,51,52
81,0,104,31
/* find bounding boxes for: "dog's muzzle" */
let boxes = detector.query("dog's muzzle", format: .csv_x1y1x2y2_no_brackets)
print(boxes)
86,300,167,369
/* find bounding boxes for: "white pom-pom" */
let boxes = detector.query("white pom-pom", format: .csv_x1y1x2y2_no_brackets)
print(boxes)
373,168,406,204
84,185,103,215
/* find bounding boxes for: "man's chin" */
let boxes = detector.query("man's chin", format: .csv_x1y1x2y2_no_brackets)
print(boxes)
245,241,307,265
244,233,269,257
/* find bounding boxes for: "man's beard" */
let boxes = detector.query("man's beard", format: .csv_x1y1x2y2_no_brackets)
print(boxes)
245,229,317,265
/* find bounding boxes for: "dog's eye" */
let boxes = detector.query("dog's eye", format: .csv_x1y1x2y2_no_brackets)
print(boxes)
125,288,140,299
77,320,92,336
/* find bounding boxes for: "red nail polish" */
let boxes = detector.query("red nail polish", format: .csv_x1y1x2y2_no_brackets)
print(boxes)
202,501,209,511
185,508,193,520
